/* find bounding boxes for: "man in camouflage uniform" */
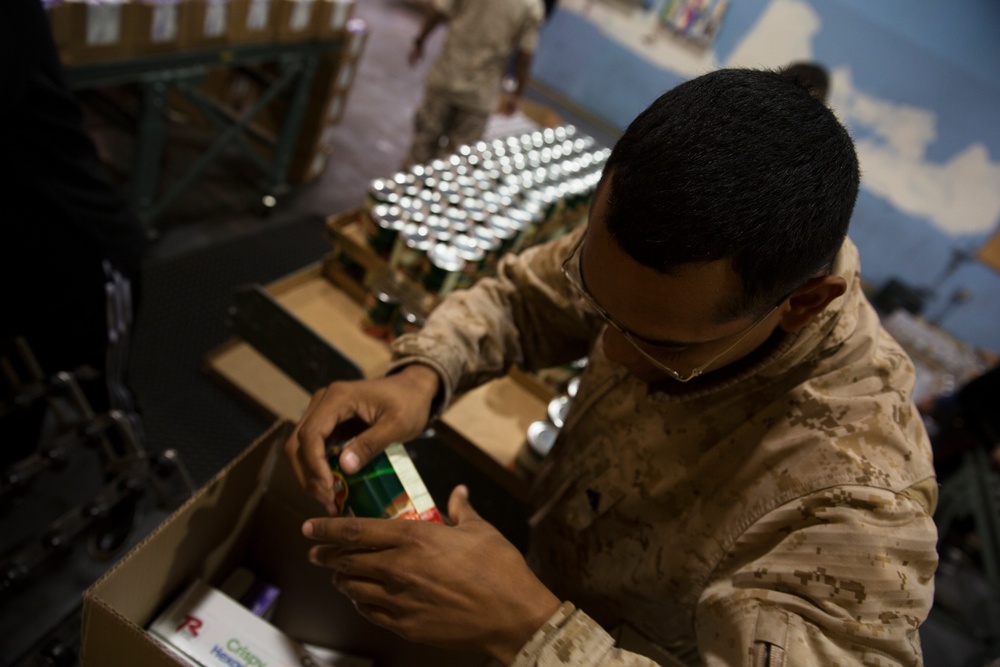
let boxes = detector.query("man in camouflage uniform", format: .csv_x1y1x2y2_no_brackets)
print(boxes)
287,69,939,665
404,0,546,167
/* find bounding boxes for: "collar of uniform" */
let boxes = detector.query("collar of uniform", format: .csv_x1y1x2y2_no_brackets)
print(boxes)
646,237,862,404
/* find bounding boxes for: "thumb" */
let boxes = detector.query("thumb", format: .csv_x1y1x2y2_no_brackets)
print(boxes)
447,485,480,525
340,418,403,474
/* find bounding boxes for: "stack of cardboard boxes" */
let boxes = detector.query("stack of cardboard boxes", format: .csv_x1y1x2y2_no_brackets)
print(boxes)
286,16,368,183
46,0,358,65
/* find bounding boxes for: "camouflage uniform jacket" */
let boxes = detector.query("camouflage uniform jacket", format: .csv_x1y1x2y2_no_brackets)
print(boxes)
424,0,545,113
389,225,939,666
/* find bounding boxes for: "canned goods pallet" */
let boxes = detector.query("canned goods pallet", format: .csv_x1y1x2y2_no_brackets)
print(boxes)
422,242,466,297
361,273,399,340
365,204,406,258
389,222,434,282
451,234,486,289
390,300,427,340
515,420,559,476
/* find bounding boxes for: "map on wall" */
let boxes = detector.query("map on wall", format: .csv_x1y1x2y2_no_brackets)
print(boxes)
554,0,1000,242
537,0,1000,349
574,0,729,48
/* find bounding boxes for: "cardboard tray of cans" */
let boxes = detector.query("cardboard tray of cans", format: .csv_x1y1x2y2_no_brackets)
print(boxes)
208,125,610,497
204,248,553,501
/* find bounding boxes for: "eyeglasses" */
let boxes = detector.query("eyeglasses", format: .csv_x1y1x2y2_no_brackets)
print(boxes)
560,236,779,382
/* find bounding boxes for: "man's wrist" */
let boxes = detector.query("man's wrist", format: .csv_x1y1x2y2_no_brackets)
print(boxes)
493,597,568,666
395,363,441,402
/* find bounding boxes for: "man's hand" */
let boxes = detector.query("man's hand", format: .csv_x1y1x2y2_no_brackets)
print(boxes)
303,485,562,664
284,364,441,514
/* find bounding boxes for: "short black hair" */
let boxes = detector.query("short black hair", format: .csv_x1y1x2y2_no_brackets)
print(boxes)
780,61,831,101
602,68,859,320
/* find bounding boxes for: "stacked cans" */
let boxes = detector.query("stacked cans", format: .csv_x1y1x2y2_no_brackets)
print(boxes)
362,125,610,300
515,357,588,477
361,270,429,342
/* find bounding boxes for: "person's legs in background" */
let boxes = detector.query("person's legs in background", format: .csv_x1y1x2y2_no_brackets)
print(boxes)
406,91,452,168
445,105,490,156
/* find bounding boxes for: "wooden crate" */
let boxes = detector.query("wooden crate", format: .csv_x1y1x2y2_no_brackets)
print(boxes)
205,210,557,500
322,208,438,317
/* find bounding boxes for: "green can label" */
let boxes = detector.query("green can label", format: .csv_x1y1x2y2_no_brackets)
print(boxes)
329,443,443,523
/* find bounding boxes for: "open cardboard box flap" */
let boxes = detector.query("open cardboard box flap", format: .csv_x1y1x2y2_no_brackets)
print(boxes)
81,421,486,666
81,422,282,665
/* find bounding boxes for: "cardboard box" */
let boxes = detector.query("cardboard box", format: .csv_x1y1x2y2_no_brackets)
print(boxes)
81,421,492,666
54,0,139,65
275,0,320,42
313,0,354,39
181,0,234,49
132,0,187,56
287,19,368,182
229,0,278,43
203,233,553,501
44,0,73,53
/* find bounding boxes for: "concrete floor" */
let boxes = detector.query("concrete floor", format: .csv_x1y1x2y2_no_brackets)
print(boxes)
102,0,617,262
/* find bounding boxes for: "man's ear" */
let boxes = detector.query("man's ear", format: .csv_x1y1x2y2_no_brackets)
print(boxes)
778,275,847,333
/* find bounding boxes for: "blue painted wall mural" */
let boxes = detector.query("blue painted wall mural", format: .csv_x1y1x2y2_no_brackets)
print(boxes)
533,0,1000,352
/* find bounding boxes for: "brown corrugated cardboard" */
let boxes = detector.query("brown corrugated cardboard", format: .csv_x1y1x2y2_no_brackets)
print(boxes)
132,0,187,56
287,20,367,182
180,0,234,49
44,1,74,53
56,0,140,65
313,0,354,39
274,0,319,42
80,422,490,666
229,0,278,43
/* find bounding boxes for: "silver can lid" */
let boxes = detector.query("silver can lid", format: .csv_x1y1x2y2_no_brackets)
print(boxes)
372,204,405,230
487,215,517,240
427,242,467,272
451,234,485,263
443,207,468,226
547,395,571,429
471,225,501,251
400,222,434,250
392,171,416,187
526,420,559,457
367,178,396,200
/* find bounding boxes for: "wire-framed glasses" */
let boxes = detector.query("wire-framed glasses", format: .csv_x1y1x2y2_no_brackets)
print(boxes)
560,236,779,382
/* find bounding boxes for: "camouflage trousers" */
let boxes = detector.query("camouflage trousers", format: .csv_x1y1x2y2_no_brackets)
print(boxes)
405,90,491,167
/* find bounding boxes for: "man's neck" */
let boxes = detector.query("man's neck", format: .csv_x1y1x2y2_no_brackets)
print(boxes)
648,328,789,397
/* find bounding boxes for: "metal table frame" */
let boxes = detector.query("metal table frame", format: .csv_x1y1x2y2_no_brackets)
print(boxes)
64,39,343,234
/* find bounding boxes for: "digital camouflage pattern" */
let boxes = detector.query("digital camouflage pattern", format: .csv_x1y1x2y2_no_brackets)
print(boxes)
389,226,938,666
424,0,545,113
